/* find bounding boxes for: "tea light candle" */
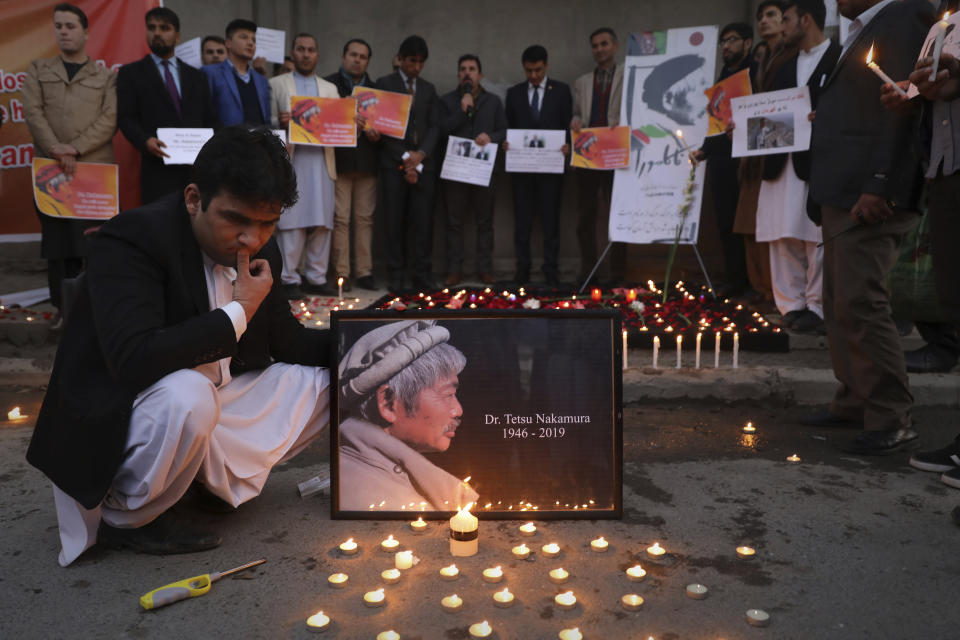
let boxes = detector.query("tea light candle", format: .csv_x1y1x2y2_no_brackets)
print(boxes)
518,522,537,536
339,538,358,555
468,621,493,638
441,594,463,612
646,542,666,558
327,572,349,588
743,421,756,433
746,609,771,627
381,568,402,584
541,542,561,558
410,516,428,533
549,567,569,584
450,503,479,557
395,550,414,570
482,565,503,583
736,546,756,560
652,336,660,368
306,611,330,633
686,583,709,599
591,287,602,302
589,536,608,552
621,594,644,611
676,334,682,368
7,407,27,421
554,590,577,610
439,564,460,580
363,588,386,608
714,331,721,368
626,288,638,302
512,543,530,559
493,587,515,608
786,454,801,463
625,565,646,582
380,534,400,552
558,628,583,640
376,631,400,640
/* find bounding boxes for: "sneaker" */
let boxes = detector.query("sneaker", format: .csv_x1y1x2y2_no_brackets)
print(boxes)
909,436,960,472
941,467,960,489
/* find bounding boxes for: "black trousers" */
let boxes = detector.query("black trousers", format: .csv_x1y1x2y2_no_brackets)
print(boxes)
926,172,960,328
511,173,563,277
707,156,748,289
380,168,436,281
575,168,624,281
443,179,495,274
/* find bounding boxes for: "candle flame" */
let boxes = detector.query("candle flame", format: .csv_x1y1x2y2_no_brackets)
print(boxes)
866,44,874,65
462,476,472,484
499,587,510,595
8,407,23,420
675,129,684,138
945,10,951,20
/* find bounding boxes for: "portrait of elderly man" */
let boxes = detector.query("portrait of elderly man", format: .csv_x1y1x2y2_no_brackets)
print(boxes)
337,320,479,511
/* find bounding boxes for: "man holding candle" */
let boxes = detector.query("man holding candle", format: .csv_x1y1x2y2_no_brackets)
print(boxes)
805,0,934,453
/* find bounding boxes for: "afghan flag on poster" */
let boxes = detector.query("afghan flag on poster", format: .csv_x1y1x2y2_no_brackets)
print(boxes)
704,68,752,137
32,158,118,220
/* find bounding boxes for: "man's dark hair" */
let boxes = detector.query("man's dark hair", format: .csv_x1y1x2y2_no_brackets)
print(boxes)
291,32,317,49
53,3,87,29
398,35,428,60
202,35,225,48
458,54,482,73
342,38,372,58
522,45,548,64
225,18,257,39
191,127,298,211
145,7,179,31
720,22,753,41
590,27,617,42
784,0,826,31
756,0,786,20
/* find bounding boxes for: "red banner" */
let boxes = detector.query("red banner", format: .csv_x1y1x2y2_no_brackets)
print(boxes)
0,0,157,238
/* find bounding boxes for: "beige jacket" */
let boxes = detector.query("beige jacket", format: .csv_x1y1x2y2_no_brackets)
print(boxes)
572,63,624,127
21,57,117,163
269,72,337,181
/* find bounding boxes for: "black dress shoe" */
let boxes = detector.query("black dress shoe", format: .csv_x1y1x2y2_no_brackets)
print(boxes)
513,270,530,285
782,309,805,329
356,275,378,290
302,280,338,296
904,345,958,373
188,481,237,514
841,427,919,456
411,276,437,291
281,283,304,300
97,511,221,555
543,272,560,287
800,408,863,429
791,309,826,335
388,277,404,292
952,505,960,526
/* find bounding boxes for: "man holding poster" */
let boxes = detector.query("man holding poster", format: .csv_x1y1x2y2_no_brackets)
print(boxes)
269,33,339,298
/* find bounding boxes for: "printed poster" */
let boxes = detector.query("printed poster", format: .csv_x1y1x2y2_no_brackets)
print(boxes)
351,86,412,140
504,129,566,173
704,68,752,136
174,37,201,68
610,26,717,246
440,136,498,186
253,27,286,65
570,126,630,170
32,158,118,220
288,96,357,147
730,86,812,158
156,127,213,164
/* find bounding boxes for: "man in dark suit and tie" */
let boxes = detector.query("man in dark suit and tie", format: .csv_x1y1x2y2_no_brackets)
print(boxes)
375,35,441,292
505,45,572,286
118,7,220,205
27,127,332,566
202,19,270,127
806,0,934,454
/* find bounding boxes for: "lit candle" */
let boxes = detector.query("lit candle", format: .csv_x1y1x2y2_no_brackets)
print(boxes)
512,543,530,560
441,594,463,612
381,568,402,584
7,407,26,421
743,421,756,433
589,536,609,553
732,332,739,368
306,611,330,633
621,593,644,611
558,628,583,640
786,454,801,463
625,565,646,582
339,538,358,555
518,522,537,536
746,609,771,627
622,329,628,370
590,288,602,302
626,288,638,302
652,335,660,368
395,550,415,570
327,572,349,588
714,331,721,368
685,583,709,600
337,276,344,300
376,631,400,640
450,503,479,557
932,13,951,81
481,565,503,583
646,542,666,558
541,542,561,558
736,545,756,560
554,590,577,610
468,621,493,638
410,516,427,533
439,564,460,580
549,567,569,584
363,588,386,608
866,45,908,97
493,587,515,608
380,534,399,552
676,334,683,368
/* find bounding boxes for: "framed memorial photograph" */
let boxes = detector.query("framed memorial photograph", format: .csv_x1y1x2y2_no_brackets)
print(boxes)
330,310,623,520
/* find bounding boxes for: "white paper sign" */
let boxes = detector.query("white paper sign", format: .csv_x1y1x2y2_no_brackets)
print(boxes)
609,26,717,246
255,27,286,65
175,37,201,69
157,128,214,165
730,86,812,158
504,129,566,173
440,136,498,186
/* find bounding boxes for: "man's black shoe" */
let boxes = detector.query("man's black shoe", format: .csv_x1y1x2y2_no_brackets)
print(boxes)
356,275,378,291
513,270,530,286
97,511,221,555
952,505,960,526
909,435,960,472
301,280,338,296
188,481,238,514
904,345,957,373
782,309,805,329
543,272,560,287
800,409,862,429
411,276,437,291
281,283,303,300
791,309,826,335
840,427,919,456
388,276,404,292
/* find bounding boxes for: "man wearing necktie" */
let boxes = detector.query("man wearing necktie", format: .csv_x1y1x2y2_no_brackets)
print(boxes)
118,7,220,205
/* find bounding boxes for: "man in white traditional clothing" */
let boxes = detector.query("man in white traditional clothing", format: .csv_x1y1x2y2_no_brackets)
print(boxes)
269,33,339,299
755,0,840,333
337,320,479,511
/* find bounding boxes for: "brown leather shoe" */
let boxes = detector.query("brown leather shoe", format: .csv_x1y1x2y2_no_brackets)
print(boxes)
479,272,495,285
444,273,461,286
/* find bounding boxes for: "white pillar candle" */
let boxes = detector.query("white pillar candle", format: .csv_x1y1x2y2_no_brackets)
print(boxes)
306,611,330,633
732,332,739,368
865,46,908,97
449,504,479,557
652,336,660,368
622,329,628,370
695,332,702,369
931,13,951,81
337,276,344,300
676,334,683,368
441,594,463,612
714,331,721,368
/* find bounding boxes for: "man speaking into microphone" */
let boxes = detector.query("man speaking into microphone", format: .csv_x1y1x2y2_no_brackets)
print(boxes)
438,54,507,286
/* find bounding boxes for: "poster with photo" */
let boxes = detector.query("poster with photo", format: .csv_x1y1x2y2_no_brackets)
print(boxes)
331,311,623,519
351,86,412,140
288,96,357,147
504,128,566,173
704,68,752,136
32,158,118,220
570,126,630,170
730,86,812,158
440,135,498,186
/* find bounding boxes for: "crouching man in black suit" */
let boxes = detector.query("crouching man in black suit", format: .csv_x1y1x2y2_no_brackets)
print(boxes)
27,127,333,566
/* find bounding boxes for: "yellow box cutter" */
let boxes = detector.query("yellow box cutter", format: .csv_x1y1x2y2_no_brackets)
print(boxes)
139,558,266,610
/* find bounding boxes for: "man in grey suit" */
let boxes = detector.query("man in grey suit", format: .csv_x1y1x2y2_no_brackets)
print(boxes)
805,0,934,454
375,35,440,292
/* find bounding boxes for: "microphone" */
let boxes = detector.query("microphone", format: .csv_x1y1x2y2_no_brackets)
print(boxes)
463,81,475,117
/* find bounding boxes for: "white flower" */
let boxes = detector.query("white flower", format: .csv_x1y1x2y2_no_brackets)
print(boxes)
630,300,645,313
522,298,541,309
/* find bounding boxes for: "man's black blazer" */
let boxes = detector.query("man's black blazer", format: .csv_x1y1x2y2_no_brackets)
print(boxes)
763,39,841,182
26,193,332,509
374,72,440,172
809,0,934,210
505,79,573,132
117,56,220,202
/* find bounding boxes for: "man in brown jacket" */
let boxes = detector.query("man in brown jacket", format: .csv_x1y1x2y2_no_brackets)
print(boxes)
21,3,117,313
